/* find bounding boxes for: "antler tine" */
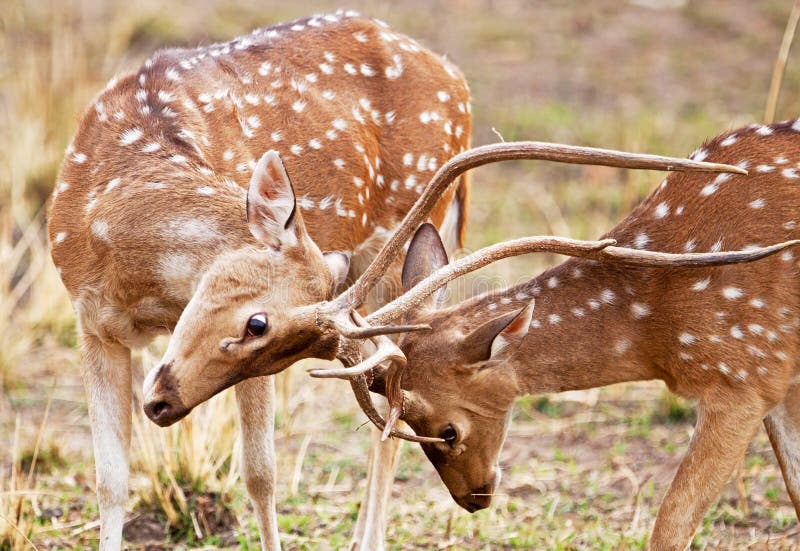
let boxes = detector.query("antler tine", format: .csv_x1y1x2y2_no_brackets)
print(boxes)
310,311,444,443
597,239,800,266
308,333,405,379
329,311,431,340
326,141,747,317
367,236,800,325
349,374,444,443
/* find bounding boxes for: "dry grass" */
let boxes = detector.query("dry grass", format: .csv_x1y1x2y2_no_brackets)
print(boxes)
3,0,800,549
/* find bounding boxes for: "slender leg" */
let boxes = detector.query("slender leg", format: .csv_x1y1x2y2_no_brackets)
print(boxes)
236,376,281,551
350,395,403,551
764,384,800,516
650,397,768,551
80,332,132,551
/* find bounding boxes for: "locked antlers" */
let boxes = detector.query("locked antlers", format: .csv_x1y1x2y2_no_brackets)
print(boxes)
312,232,800,440
303,140,762,442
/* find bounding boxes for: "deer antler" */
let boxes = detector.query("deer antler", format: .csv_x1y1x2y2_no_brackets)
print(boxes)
317,311,443,443
311,234,800,438
307,140,749,441
313,141,747,340
368,236,800,325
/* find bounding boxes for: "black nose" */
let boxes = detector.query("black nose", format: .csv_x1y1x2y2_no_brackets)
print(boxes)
144,399,178,426
144,400,171,421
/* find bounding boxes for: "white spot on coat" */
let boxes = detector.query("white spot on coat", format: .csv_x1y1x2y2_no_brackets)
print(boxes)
691,277,711,291
119,128,143,146
722,287,744,300
91,220,110,241
601,289,616,304
631,303,651,319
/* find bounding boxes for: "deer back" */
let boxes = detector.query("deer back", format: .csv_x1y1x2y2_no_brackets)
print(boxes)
48,12,471,329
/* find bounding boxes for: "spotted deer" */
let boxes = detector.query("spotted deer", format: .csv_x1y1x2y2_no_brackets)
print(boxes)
313,121,800,550
47,11,474,550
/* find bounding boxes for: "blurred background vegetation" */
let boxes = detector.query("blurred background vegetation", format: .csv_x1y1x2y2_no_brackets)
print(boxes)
2,0,800,548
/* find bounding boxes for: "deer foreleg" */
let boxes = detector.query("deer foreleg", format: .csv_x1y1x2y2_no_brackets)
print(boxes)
650,397,767,550
80,332,132,551
350,396,403,551
236,376,281,551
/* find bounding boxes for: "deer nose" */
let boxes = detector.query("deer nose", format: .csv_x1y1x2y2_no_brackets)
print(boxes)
143,393,189,426
143,399,175,425
142,362,189,426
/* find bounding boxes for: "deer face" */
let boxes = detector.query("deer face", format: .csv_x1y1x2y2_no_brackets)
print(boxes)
143,152,349,426
377,224,533,512
397,321,525,511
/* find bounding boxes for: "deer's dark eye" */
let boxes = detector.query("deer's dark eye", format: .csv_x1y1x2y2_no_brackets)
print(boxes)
441,424,458,443
245,313,268,338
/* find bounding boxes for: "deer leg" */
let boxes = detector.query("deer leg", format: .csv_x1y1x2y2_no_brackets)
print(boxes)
235,376,281,551
350,395,403,551
649,397,767,551
764,384,800,517
80,331,132,551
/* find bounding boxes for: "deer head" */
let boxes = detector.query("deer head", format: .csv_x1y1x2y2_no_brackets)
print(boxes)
142,151,350,426
380,224,530,511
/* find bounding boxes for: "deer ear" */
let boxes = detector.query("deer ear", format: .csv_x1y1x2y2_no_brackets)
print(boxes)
460,300,534,365
402,223,449,310
323,251,350,294
247,151,299,249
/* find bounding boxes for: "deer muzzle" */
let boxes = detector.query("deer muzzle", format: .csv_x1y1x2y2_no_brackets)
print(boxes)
453,466,502,513
142,361,190,427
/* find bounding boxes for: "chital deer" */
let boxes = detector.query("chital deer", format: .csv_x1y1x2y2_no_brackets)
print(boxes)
316,121,800,550
47,12,474,550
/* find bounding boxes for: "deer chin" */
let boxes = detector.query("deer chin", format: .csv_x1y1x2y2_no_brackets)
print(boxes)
451,466,501,513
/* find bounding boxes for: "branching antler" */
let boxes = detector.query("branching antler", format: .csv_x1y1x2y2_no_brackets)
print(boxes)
368,236,800,325
314,311,444,443
311,234,800,438
322,141,747,319
307,140,752,440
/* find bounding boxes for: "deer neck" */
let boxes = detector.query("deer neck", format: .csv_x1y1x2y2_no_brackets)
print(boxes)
484,257,664,396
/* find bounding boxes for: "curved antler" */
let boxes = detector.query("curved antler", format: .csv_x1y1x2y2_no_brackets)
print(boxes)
321,141,746,319
314,234,800,437
308,140,749,441
368,236,800,325
314,311,443,443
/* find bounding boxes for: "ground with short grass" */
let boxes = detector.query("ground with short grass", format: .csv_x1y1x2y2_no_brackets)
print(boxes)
3,1,800,549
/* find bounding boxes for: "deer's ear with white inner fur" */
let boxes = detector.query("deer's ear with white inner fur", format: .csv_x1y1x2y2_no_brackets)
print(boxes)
460,300,535,365
402,223,449,310
323,251,350,295
247,151,299,249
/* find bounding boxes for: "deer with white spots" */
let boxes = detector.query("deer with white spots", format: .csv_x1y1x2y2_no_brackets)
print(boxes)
48,12,473,550
308,122,800,550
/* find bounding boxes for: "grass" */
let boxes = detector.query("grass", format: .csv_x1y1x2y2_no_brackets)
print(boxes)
2,0,800,549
